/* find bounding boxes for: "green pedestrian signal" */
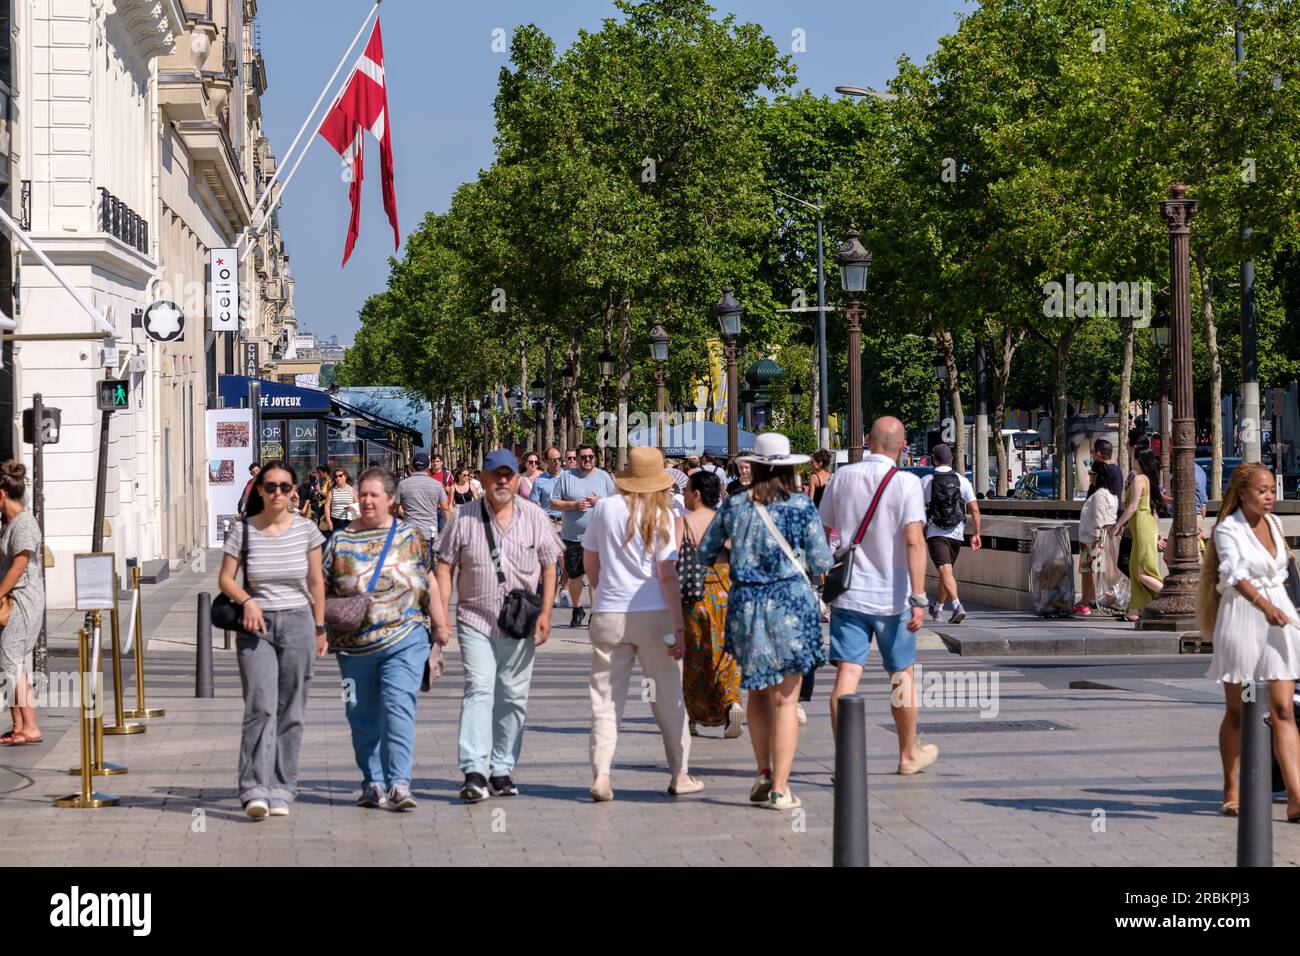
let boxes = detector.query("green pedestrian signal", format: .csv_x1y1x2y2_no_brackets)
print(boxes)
98,378,131,412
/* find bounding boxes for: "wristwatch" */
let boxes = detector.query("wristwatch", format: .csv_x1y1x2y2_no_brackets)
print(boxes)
907,594,929,609
315,625,327,635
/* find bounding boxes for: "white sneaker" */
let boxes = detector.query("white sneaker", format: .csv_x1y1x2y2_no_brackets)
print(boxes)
768,790,802,811
268,799,290,817
556,592,570,608
898,742,940,775
244,798,269,819
796,703,807,725
724,703,744,739
949,604,967,624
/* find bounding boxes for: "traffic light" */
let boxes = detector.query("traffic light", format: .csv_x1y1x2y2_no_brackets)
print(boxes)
97,378,130,411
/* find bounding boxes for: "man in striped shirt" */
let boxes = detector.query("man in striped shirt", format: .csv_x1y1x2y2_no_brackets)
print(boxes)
435,449,563,803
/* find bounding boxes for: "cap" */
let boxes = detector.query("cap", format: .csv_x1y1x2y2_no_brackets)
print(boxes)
412,453,430,470
482,449,520,475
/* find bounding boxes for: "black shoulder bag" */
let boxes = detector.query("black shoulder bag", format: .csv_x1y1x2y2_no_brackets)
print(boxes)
481,505,543,640
211,517,250,632
822,468,896,603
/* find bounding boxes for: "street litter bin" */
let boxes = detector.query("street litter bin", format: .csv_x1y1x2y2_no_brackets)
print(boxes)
1029,525,1075,617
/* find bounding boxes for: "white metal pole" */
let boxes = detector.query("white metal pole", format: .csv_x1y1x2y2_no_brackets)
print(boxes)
240,0,380,248
0,205,117,339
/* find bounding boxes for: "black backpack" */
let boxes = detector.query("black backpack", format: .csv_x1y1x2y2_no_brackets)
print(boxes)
927,470,965,530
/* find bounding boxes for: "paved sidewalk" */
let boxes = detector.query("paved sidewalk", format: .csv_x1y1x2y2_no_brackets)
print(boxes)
0,553,1291,866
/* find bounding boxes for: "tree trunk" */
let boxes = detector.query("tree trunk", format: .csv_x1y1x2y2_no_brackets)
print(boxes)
1196,248,1223,500
940,330,966,474
519,340,528,454
1050,337,1073,500
617,298,631,469
543,336,555,452
1118,312,1134,482
566,326,583,451
991,327,1020,496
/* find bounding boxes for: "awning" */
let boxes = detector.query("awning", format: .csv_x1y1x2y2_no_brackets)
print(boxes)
218,375,332,413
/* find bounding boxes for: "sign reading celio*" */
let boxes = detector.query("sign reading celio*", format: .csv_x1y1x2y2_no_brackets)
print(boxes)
209,248,239,332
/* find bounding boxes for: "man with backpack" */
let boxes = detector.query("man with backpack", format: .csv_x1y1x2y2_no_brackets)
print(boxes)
920,443,981,623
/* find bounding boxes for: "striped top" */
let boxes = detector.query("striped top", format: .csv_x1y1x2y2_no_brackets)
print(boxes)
323,521,430,655
330,483,356,519
435,497,564,638
223,515,325,610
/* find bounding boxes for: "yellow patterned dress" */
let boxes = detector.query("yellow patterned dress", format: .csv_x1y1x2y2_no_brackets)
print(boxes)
682,544,741,727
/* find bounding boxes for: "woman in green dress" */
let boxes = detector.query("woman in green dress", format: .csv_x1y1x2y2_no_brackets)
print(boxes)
1109,446,1164,621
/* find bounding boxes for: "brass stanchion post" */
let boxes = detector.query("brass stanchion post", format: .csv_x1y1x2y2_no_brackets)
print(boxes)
70,611,126,776
124,565,163,719
55,627,118,807
103,574,143,736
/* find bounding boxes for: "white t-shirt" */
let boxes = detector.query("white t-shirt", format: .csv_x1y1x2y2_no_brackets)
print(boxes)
920,467,977,541
582,494,679,613
818,453,926,616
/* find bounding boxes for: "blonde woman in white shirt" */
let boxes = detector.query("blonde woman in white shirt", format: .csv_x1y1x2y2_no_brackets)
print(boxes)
1198,462,1300,820
583,446,702,802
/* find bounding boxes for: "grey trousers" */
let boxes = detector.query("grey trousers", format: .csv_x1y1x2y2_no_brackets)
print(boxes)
236,605,316,804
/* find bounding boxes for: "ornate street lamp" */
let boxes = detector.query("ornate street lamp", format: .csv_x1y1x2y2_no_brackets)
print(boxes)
1140,184,1199,632
649,322,669,448
836,227,872,462
790,379,804,422
597,349,616,468
715,284,742,460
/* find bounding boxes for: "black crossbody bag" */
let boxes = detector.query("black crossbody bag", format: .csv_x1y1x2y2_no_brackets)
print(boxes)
480,505,543,640
211,517,250,632
822,468,896,603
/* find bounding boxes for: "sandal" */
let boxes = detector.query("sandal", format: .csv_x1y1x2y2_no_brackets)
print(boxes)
1124,613,1141,623
0,731,17,745
1221,800,1239,817
6,730,42,745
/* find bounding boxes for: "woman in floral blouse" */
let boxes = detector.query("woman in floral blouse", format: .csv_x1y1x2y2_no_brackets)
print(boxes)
697,434,832,813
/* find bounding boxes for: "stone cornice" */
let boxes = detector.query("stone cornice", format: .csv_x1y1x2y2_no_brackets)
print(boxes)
97,0,186,62
20,232,158,286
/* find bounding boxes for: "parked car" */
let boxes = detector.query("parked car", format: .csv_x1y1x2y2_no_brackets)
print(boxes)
1013,469,1056,499
1194,456,1242,494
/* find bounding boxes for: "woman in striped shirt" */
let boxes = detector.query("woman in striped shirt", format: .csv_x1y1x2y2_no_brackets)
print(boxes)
324,468,357,536
217,460,327,819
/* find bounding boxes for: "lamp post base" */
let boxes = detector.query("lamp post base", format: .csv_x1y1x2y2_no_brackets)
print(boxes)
1136,568,1200,632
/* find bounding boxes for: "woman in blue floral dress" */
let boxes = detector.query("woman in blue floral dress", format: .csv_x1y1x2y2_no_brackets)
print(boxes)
697,434,832,812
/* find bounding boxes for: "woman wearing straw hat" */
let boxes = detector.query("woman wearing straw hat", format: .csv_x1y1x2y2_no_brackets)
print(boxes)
697,433,833,811
583,446,703,801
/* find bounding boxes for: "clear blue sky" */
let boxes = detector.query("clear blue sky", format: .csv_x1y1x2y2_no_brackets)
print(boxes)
257,0,971,344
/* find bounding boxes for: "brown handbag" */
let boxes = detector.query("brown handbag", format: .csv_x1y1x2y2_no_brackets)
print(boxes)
325,520,398,635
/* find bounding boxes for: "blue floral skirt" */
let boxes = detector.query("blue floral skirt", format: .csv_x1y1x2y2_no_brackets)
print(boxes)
724,577,827,691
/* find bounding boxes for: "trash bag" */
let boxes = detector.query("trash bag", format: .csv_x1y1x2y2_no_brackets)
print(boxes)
1095,531,1130,613
1028,525,1076,617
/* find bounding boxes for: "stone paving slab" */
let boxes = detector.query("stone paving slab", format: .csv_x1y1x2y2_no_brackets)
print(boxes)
934,606,1181,656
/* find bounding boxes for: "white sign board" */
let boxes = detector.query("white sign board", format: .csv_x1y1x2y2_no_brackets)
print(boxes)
74,553,116,611
206,408,255,547
209,248,239,333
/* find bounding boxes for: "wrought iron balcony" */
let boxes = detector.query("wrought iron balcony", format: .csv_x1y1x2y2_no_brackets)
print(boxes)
98,187,149,254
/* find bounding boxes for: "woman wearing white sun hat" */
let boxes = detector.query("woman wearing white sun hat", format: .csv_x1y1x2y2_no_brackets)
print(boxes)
696,432,833,812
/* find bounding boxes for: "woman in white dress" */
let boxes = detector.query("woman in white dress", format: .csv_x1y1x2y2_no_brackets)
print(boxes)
1198,462,1300,820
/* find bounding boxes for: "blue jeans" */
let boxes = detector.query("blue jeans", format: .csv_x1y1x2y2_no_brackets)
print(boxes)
337,627,427,789
457,622,536,778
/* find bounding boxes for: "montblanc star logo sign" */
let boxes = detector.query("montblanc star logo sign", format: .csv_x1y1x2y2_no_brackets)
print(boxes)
143,300,185,342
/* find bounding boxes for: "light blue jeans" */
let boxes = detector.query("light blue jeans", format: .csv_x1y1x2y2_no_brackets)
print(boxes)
337,627,428,789
457,622,536,778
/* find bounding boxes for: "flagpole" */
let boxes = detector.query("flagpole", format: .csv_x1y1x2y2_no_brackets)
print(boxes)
238,0,381,252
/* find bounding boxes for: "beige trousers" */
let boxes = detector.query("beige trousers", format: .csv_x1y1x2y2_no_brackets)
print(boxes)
588,608,690,780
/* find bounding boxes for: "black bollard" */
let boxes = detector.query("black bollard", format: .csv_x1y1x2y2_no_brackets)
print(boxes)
196,593,214,699
1238,681,1272,866
833,692,869,867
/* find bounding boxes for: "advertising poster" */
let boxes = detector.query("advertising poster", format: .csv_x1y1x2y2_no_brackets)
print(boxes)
206,408,254,548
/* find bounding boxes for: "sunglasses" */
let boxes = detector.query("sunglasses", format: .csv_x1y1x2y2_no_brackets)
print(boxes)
578,454,594,461
262,481,293,495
